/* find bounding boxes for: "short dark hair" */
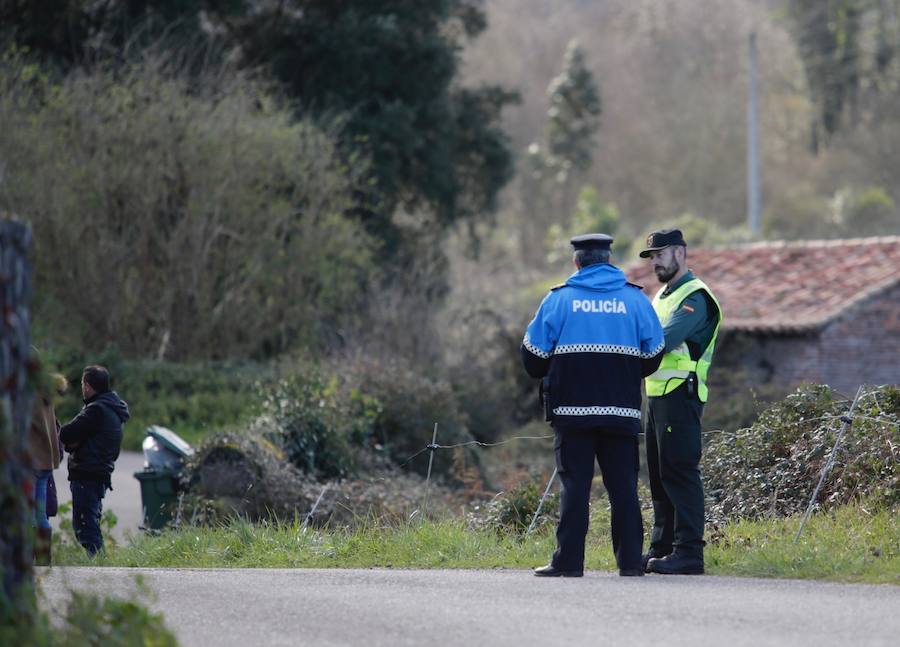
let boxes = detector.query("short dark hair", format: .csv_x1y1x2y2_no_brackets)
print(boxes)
82,365,110,393
574,247,610,268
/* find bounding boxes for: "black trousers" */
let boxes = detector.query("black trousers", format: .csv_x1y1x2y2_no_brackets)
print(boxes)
71,479,108,555
551,428,643,572
645,383,705,558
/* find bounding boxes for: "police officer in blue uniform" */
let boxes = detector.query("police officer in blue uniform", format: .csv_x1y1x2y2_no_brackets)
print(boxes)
522,234,665,577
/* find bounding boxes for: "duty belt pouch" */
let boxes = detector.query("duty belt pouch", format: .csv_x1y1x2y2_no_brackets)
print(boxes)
541,376,553,421
686,373,697,398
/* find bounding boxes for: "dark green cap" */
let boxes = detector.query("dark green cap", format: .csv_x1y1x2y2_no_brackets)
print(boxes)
639,229,686,257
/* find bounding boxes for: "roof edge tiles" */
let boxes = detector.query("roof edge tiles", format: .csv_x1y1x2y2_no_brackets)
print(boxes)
624,235,900,335
703,234,900,251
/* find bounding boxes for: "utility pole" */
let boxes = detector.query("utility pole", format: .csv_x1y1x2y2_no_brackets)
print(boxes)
747,32,761,235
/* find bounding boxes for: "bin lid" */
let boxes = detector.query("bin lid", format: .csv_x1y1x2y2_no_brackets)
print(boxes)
146,425,195,459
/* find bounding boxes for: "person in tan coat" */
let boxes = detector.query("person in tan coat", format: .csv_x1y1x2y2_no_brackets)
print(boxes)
27,380,62,566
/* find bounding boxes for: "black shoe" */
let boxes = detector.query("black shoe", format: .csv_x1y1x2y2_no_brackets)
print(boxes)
642,550,670,572
533,564,583,577
646,553,704,575
619,568,645,577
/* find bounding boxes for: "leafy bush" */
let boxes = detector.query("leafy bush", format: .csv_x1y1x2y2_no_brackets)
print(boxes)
55,585,178,647
183,427,454,527
185,366,378,482
764,185,899,241
468,478,559,535
2,578,177,647
342,357,482,480
195,356,489,483
545,186,627,266
259,372,371,479
178,362,481,525
0,51,376,360
842,186,896,234
46,348,270,450
703,383,900,523
115,360,271,450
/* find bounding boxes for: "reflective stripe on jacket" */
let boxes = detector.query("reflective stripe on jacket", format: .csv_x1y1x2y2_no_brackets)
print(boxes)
522,263,665,433
645,277,722,402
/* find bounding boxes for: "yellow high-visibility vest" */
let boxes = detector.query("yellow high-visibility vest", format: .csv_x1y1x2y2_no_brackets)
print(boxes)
645,277,722,402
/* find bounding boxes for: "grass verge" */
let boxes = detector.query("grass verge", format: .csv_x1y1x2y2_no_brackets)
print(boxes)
53,502,898,584
705,502,898,583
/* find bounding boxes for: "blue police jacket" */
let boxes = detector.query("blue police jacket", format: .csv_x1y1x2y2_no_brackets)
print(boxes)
521,263,665,434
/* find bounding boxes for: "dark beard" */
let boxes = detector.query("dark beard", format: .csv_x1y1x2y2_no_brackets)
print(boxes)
654,262,678,283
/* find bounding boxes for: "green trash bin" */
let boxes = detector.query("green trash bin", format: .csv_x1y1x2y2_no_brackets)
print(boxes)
134,426,195,530
134,468,181,530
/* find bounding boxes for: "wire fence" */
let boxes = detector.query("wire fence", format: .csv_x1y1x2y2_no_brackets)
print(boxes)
398,386,890,471
389,384,896,538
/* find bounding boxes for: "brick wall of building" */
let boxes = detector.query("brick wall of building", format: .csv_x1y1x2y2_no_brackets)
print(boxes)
819,281,900,394
717,282,900,395
716,331,820,390
760,334,823,387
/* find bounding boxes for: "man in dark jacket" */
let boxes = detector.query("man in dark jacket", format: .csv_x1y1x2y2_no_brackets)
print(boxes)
522,234,664,577
59,365,129,555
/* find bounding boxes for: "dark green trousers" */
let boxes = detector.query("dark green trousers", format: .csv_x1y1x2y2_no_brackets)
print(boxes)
645,382,705,557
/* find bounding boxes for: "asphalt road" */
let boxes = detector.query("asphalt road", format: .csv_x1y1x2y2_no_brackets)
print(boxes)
52,451,147,543
37,568,899,647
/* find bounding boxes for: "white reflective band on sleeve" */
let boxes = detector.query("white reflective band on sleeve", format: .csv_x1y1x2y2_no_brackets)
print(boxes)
551,340,665,359
553,343,641,356
642,340,665,358
552,406,642,419
523,334,551,359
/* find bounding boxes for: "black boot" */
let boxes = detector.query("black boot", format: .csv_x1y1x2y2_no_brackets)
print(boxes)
646,552,704,575
642,549,671,573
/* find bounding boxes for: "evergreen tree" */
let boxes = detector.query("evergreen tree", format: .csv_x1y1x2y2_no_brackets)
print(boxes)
545,39,602,178
519,38,602,259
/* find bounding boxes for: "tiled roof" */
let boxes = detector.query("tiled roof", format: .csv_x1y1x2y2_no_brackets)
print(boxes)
624,236,900,333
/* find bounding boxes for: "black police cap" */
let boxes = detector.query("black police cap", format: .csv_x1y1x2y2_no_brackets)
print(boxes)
639,229,686,257
570,233,613,250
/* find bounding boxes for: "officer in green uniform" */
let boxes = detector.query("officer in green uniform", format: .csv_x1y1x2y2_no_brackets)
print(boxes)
639,229,722,575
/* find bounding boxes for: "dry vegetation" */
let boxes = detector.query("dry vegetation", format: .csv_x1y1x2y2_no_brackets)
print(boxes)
459,0,900,254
